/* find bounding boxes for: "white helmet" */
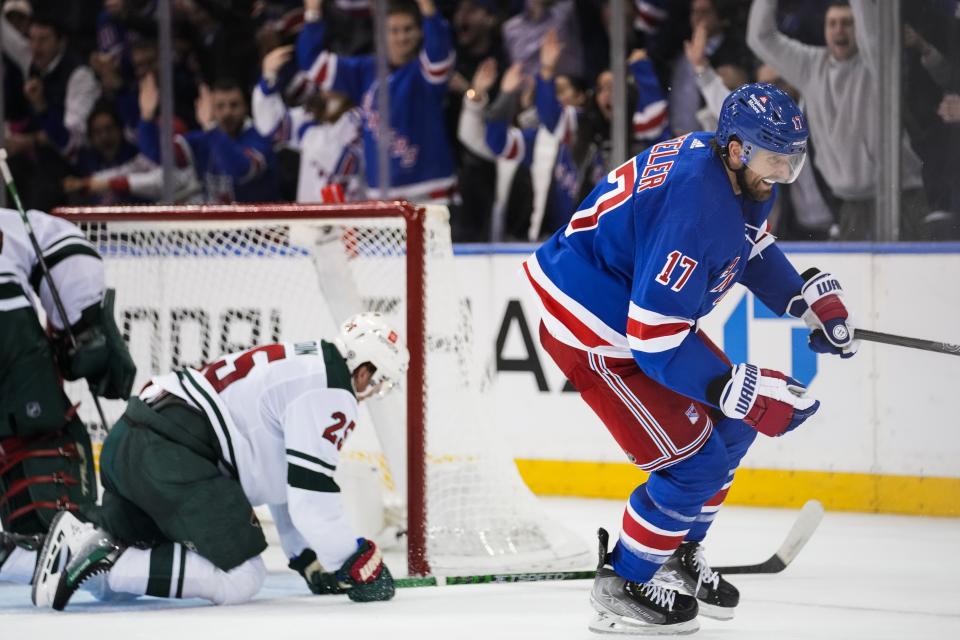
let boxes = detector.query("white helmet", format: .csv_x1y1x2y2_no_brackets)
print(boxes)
333,312,410,397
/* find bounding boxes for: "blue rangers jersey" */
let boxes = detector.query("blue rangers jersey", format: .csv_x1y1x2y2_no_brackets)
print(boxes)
297,15,456,201
524,132,804,406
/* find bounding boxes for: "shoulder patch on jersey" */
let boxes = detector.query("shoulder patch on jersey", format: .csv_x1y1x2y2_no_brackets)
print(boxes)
322,339,356,398
689,139,705,149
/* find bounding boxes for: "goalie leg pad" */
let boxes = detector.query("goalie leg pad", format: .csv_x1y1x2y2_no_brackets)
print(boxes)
0,416,97,534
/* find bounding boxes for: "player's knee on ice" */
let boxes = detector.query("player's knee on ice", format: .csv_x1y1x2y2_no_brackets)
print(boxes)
210,556,266,605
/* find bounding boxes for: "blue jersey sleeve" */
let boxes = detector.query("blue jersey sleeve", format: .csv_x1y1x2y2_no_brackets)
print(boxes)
296,21,326,70
297,20,372,103
418,13,455,91
535,75,563,133
485,119,536,166
630,58,670,144
627,221,731,404
740,240,805,316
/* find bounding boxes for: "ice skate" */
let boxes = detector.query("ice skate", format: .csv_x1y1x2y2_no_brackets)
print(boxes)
32,510,124,610
588,528,699,636
660,541,739,620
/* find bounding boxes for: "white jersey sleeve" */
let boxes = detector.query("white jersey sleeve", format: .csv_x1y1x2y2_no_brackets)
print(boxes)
267,502,311,560
0,208,103,328
282,386,360,570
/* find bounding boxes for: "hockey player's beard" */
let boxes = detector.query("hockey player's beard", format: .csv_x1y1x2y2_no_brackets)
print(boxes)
735,167,773,202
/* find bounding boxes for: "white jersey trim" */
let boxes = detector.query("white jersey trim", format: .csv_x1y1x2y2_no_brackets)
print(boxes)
0,295,31,311
175,369,242,479
524,253,632,357
626,302,694,353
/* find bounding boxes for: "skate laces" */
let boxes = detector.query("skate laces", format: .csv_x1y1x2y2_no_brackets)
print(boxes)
639,581,677,610
692,545,720,594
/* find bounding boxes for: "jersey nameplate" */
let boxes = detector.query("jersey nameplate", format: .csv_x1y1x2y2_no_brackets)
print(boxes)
637,134,690,193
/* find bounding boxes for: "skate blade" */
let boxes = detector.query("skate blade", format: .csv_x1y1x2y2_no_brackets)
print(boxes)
697,600,735,621
588,612,700,636
31,511,72,607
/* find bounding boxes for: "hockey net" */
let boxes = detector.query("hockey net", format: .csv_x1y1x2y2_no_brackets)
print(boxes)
53,202,591,576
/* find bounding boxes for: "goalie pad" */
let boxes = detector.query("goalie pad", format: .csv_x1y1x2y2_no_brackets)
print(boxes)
0,416,97,534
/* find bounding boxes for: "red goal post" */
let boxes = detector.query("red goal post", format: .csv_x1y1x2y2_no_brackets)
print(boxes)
54,201,433,576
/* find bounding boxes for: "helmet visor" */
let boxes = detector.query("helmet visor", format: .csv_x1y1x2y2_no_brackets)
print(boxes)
743,144,806,184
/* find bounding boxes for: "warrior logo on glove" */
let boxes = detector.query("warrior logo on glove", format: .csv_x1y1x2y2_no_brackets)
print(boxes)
788,268,859,358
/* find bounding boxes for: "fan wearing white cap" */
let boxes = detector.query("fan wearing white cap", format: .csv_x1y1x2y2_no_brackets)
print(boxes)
26,313,409,611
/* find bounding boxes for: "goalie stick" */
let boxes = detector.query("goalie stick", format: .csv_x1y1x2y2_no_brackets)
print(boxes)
393,499,825,587
0,148,110,431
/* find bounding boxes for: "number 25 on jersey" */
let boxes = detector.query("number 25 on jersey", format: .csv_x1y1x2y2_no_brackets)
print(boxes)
323,412,356,451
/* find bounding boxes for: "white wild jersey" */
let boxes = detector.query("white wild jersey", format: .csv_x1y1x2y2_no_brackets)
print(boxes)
143,340,362,568
0,208,103,327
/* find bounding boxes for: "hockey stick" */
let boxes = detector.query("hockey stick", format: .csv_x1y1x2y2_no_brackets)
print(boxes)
395,570,598,589
0,148,110,430
712,499,825,575
853,329,960,357
394,499,825,587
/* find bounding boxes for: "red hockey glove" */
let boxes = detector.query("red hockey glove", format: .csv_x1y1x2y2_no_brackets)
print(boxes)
336,538,394,602
709,364,820,437
289,540,395,602
798,268,858,358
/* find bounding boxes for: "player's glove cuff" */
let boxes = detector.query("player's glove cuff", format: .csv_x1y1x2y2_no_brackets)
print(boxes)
789,268,858,358
289,548,348,595
708,364,820,437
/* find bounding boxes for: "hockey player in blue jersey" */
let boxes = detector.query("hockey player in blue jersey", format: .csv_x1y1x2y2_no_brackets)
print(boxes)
524,83,858,635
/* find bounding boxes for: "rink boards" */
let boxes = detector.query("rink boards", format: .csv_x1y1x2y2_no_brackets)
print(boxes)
456,243,960,516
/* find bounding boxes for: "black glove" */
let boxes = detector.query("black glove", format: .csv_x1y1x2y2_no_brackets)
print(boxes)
289,539,395,602
289,548,347,595
55,289,136,400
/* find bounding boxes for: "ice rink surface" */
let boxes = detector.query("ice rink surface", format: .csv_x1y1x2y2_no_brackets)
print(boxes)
2,497,959,640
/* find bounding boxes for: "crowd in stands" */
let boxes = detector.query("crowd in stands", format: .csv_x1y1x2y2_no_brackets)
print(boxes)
2,0,959,241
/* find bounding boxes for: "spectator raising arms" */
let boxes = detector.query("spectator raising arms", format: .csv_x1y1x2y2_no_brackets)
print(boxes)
296,0,457,204
533,31,671,238
137,72,278,204
747,0,929,240
253,44,364,204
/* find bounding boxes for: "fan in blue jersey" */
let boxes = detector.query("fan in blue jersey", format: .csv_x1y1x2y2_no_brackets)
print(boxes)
524,83,858,635
296,0,457,203
137,76,279,204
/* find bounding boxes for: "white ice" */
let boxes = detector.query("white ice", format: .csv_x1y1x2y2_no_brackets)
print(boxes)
2,498,958,640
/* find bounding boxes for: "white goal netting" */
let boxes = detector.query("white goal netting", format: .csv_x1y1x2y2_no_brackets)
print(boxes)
59,203,591,574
